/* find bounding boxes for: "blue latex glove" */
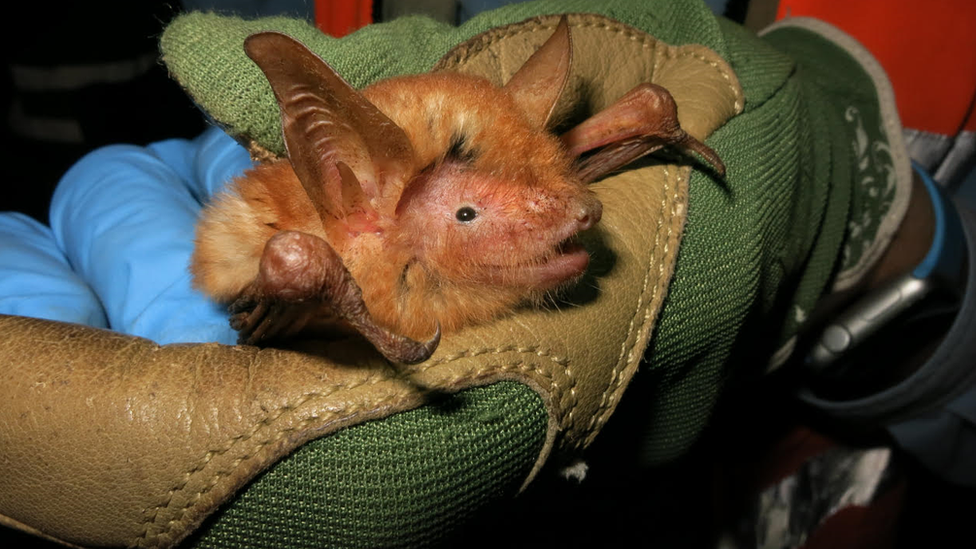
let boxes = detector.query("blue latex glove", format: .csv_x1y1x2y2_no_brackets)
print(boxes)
0,127,254,345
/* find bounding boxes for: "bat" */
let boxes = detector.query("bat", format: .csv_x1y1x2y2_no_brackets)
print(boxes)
190,17,724,364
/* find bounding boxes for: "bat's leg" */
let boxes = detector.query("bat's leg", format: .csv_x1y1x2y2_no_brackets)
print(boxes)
230,230,440,364
561,83,725,183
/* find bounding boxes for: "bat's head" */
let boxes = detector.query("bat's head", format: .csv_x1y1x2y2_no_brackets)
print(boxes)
361,16,601,311
378,74,602,296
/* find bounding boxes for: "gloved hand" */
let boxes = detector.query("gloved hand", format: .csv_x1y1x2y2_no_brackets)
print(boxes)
0,122,554,549
0,127,251,345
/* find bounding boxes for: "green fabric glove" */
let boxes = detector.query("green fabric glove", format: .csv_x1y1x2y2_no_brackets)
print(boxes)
161,0,734,156
187,382,546,548
160,0,909,546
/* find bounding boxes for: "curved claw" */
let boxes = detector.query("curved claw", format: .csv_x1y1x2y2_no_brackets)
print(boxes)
676,133,726,177
357,320,441,365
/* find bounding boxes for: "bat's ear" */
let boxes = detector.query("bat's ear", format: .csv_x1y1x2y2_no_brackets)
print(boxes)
503,15,572,130
244,32,418,222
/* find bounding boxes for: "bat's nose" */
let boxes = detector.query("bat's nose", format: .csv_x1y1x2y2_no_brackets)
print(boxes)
575,196,602,231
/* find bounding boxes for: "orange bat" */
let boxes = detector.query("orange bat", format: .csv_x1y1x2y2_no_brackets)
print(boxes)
190,17,723,363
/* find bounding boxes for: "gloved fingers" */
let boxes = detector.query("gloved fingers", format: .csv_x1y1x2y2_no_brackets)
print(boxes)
48,137,242,345
0,212,108,328
119,126,254,204
187,126,255,202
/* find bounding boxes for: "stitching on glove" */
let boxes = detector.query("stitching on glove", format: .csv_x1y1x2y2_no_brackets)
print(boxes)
664,48,745,113
580,166,679,450
440,15,672,68
415,345,578,429
135,346,572,547
438,14,744,114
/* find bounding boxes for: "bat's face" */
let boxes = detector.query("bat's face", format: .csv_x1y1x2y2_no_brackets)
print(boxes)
357,71,602,295
415,168,600,291
389,125,602,293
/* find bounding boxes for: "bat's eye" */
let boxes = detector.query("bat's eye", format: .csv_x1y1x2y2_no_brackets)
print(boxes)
455,206,478,222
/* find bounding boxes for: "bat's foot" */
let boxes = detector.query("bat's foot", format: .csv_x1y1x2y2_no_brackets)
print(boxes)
228,289,312,344
227,230,441,363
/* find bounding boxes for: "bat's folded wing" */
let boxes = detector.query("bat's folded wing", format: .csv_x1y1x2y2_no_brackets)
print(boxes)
0,12,741,549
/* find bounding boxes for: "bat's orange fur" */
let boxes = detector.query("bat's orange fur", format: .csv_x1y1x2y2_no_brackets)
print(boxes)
192,71,601,341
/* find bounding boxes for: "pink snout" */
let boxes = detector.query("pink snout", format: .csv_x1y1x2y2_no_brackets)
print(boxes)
574,195,603,231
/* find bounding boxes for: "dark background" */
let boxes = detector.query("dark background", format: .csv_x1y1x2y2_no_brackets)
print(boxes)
1,1,972,547
0,2,207,223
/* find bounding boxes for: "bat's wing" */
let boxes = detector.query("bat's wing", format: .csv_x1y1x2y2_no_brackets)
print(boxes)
561,83,726,183
230,231,439,364
244,32,418,222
